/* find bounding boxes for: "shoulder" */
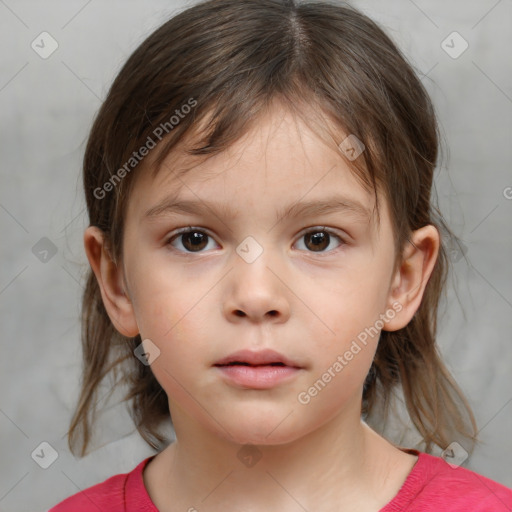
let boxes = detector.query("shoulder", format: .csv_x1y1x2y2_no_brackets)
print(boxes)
48,457,155,512
47,472,128,512
385,451,512,512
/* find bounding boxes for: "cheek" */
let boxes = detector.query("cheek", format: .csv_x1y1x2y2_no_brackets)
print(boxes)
142,299,203,355
129,258,193,336
295,331,377,420
304,270,387,350
142,290,218,369
142,308,210,407
297,264,386,393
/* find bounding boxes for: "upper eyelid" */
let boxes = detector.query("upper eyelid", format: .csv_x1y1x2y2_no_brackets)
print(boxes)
167,225,347,245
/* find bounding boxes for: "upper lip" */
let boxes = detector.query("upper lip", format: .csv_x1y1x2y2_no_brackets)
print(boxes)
214,349,303,368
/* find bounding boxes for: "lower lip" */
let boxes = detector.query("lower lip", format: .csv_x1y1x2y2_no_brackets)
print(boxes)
215,364,301,389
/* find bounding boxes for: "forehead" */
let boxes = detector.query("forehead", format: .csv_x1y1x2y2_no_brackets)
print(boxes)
126,105,386,233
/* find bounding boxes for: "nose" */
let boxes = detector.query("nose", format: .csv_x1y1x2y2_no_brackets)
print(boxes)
223,246,291,324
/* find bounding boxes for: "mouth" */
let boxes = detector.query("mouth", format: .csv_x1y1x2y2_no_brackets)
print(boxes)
213,349,303,369
219,362,288,366
213,349,304,389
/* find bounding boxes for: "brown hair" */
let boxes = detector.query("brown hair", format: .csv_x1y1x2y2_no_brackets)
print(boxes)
69,0,478,457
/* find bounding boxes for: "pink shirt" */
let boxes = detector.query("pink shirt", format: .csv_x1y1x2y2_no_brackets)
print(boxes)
49,449,512,511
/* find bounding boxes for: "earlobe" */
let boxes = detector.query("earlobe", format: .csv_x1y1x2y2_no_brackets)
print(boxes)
383,225,440,332
83,226,139,337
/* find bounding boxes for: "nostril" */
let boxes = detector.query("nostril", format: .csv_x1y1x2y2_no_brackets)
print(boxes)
232,310,278,317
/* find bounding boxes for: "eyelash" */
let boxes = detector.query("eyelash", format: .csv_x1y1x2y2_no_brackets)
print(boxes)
165,226,347,256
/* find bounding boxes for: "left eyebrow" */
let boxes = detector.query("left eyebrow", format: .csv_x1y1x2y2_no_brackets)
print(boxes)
143,194,373,225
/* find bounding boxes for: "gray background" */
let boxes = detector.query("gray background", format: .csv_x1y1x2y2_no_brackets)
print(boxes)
0,0,511,511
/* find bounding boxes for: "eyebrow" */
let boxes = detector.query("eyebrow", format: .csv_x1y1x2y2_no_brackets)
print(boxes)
143,193,373,226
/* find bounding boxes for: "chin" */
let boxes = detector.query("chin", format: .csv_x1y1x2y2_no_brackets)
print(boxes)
215,412,312,447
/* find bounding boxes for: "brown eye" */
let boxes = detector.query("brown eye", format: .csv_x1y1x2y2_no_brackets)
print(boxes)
295,228,344,253
168,228,216,253
305,231,329,251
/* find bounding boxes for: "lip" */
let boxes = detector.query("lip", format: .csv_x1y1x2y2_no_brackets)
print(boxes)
213,349,304,390
213,349,302,368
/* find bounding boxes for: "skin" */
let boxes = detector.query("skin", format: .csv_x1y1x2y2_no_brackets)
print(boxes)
84,102,439,511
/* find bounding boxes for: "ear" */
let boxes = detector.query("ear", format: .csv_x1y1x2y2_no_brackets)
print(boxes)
83,226,139,337
383,225,440,331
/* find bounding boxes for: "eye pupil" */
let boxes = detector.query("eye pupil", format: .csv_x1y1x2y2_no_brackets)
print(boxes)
183,231,208,251
307,231,329,251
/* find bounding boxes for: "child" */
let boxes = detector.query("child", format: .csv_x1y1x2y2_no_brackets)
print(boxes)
50,0,512,510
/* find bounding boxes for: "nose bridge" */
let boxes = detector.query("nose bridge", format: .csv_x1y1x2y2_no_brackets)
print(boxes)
225,232,290,321
235,229,287,281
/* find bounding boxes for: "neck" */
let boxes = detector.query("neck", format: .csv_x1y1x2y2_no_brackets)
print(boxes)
145,403,401,511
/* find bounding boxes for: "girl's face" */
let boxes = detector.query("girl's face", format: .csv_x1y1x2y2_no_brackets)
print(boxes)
113,105,402,445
